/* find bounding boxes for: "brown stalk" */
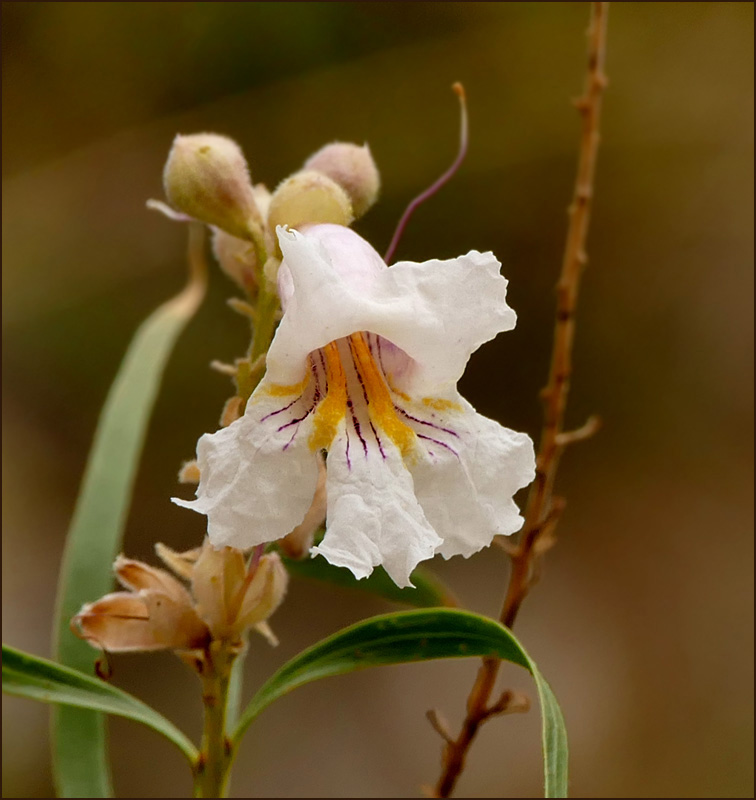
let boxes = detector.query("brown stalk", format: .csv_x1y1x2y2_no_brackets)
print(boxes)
432,4,609,796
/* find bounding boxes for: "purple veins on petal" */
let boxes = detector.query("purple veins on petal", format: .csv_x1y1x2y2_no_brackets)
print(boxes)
369,421,387,460
417,433,459,459
276,405,315,433
347,399,369,457
282,425,300,451
396,406,460,438
375,334,388,376
281,406,316,450
348,338,372,406
311,360,323,399
318,350,329,393
261,395,301,422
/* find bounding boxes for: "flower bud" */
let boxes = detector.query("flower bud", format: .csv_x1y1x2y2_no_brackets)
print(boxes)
304,142,380,218
191,542,288,643
267,170,353,234
211,227,258,290
163,133,261,240
235,553,288,632
73,556,209,653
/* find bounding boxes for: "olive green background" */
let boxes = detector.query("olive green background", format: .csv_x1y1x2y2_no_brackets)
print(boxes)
3,2,753,797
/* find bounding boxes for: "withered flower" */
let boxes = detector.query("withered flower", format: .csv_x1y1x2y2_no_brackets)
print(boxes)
73,540,287,654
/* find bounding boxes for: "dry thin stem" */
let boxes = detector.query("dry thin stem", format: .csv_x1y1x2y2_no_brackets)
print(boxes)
433,4,609,796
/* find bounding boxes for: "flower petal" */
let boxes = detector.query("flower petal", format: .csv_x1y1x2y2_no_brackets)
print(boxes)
154,543,202,581
312,421,441,588
271,225,515,394
235,553,288,630
74,591,207,652
269,225,386,384
172,379,320,550
407,395,536,558
140,591,210,650
368,251,515,394
191,541,246,638
114,555,192,604
279,455,327,559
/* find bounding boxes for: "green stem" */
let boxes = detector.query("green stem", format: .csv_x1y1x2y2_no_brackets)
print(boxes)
194,644,235,798
236,279,280,410
249,282,279,366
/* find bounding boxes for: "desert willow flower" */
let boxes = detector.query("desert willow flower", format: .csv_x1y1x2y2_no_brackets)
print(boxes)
175,223,536,588
73,540,287,654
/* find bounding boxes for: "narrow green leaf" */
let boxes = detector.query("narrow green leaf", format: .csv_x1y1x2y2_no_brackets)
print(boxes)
3,645,197,762
233,609,568,798
280,551,458,608
51,226,207,797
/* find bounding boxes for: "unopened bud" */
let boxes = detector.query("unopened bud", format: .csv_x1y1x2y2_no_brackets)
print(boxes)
236,553,288,631
304,142,380,218
212,227,258,290
163,133,261,240
267,170,353,234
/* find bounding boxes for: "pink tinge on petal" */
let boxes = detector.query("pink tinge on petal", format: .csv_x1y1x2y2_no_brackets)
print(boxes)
364,332,420,398
296,223,386,287
276,223,386,312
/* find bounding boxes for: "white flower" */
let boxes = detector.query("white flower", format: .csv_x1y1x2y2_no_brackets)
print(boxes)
174,224,536,587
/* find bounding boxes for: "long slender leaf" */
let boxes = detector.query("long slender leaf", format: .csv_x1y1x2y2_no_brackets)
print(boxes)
280,551,458,608
3,645,197,762
51,225,207,797
233,608,568,798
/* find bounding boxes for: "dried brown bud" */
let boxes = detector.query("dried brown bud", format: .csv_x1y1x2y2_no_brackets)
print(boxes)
73,557,209,652
304,142,380,218
178,460,201,484
219,395,243,427
267,170,353,234
73,541,288,655
191,545,288,643
163,133,261,240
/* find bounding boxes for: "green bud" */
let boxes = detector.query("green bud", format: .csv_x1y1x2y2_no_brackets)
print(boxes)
267,170,353,234
163,133,261,240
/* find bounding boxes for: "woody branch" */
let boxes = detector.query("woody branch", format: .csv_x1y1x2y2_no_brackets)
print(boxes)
432,4,609,796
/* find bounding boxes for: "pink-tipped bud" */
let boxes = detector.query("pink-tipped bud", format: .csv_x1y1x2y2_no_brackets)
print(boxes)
163,133,261,240
304,142,380,218
267,170,353,235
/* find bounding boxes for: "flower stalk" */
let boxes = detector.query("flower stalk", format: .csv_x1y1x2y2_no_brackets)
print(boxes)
194,642,236,798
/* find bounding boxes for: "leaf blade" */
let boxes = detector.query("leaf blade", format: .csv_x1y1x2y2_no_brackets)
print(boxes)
3,645,197,763
51,226,207,797
232,608,567,798
280,551,458,608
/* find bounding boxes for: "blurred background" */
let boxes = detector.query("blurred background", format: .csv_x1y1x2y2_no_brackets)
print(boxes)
2,2,753,797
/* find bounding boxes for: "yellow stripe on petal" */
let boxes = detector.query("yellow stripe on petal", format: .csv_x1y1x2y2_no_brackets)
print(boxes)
309,342,348,451
422,397,462,412
349,333,416,458
265,373,311,397
385,374,411,403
